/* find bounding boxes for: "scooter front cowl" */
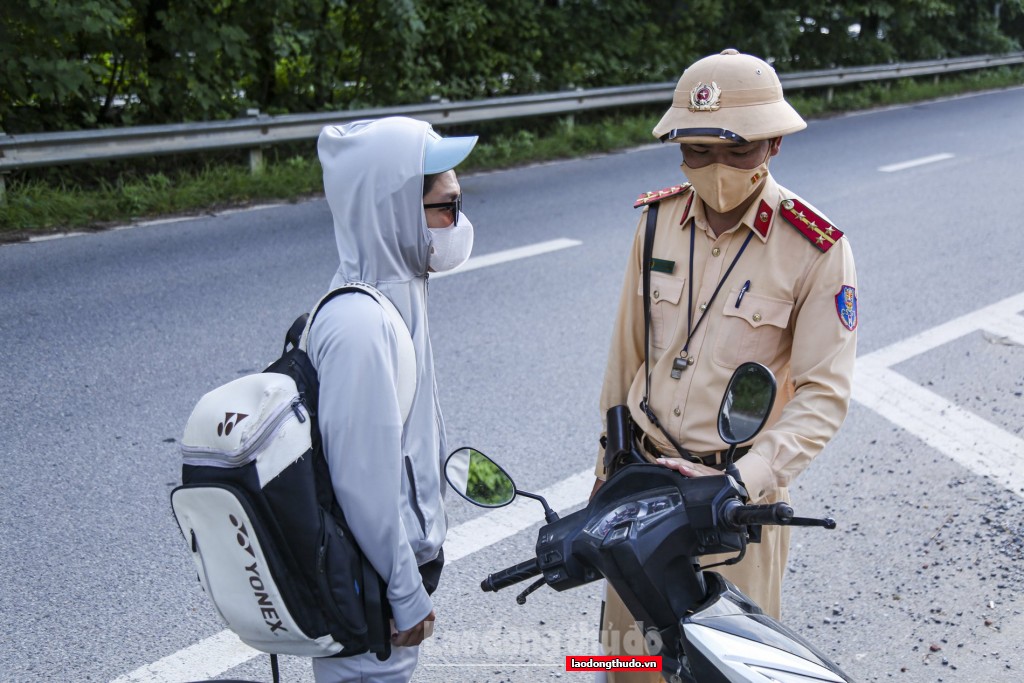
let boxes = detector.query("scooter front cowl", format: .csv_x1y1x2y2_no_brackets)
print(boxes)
681,574,854,682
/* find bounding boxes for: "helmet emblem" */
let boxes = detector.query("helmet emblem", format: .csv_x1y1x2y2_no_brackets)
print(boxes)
689,81,721,111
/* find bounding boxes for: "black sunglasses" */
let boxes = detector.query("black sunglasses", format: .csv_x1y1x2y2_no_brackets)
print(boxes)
423,194,462,226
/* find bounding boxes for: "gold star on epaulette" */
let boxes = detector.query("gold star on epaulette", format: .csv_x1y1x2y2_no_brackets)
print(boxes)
779,197,845,252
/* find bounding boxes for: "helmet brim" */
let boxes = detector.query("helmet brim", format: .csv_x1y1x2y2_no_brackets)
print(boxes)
653,99,806,144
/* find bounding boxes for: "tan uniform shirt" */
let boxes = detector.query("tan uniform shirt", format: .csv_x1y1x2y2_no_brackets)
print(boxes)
596,174,857,503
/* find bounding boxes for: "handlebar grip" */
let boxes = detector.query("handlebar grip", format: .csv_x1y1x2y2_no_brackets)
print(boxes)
724,502,794,528
480,558,541,593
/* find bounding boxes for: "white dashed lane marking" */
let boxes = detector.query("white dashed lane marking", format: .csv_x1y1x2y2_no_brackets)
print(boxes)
429,238,582,279
878,153,955,173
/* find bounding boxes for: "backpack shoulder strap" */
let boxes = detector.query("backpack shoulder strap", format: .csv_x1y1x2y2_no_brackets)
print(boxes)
300,284,418,423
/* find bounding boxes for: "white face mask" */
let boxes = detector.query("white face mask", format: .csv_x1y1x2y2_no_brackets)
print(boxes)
427,212,474,272
682,158,769,213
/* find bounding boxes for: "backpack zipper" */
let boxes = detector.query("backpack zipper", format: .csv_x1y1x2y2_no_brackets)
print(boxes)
181,397,305,468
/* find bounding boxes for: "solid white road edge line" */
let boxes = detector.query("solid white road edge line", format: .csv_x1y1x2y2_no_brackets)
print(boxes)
23,204,286,243
429,238,583,279
112,290,1024,682
860,291,1024,368
109,629,261,683
854,364,1024,495
854,290,1024,497
878,153,955,173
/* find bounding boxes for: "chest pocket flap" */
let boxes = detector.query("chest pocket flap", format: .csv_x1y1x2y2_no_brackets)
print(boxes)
721,290,792,328
714,291,794,368
637,273,686,349
637,272,685,305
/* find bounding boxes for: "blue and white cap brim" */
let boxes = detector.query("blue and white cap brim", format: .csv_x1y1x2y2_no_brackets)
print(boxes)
423,130,478,174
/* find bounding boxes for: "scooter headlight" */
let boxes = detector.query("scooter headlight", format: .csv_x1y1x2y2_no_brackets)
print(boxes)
584,491,683,540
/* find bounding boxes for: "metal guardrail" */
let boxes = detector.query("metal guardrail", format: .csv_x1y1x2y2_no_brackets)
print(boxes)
1,52,1022,182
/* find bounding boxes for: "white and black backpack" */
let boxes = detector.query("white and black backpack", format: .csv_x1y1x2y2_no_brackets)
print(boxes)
170,284,416,673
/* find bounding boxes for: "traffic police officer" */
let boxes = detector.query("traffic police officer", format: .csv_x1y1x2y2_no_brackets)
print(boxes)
593,49,858,681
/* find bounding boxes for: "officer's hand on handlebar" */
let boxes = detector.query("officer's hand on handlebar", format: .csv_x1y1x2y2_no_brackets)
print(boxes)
592,454,720,498
656,457,719,478
393,610,435,647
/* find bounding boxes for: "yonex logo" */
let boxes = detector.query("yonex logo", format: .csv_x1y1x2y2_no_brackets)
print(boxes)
229,513,288,635
217,412,248,437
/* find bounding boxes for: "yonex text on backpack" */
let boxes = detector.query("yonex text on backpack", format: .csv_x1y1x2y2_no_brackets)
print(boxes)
170,284,416,662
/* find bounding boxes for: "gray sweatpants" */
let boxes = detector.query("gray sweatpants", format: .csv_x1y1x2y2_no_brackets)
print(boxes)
312,645,419,683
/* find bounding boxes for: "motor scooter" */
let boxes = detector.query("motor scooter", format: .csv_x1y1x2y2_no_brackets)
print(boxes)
444,362,854,683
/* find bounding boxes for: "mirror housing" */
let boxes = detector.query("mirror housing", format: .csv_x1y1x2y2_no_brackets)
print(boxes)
718,362,777,446
444,448,517,508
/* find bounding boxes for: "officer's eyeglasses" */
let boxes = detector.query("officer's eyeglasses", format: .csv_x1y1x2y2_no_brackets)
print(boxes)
423,194,462,226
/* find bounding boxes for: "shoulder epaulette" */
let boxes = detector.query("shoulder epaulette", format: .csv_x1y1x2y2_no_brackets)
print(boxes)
634,183,691,209
779,197,844,252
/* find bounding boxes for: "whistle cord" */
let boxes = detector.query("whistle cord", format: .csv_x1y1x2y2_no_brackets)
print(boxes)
641,211,755,462
677,220,754,364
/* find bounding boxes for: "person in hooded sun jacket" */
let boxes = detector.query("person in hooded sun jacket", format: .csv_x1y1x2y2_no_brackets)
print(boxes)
307,116,478,682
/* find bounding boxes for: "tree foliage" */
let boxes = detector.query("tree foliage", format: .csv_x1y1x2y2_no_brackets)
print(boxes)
1,0,1022,134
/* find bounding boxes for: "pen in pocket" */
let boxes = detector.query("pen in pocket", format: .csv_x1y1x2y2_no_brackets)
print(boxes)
735,280,751,308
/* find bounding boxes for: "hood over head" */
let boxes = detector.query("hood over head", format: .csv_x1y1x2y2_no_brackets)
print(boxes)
318,116,478,287
315,119,477,474
319,117,433,285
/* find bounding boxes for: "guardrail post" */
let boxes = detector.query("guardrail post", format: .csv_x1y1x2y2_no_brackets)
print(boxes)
564,88,585,131
247,109,266,175
249,147,265,175
0,127,6,205
826,86,834,103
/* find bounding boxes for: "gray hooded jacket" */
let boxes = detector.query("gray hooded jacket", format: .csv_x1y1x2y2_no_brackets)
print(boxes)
307,117,447,631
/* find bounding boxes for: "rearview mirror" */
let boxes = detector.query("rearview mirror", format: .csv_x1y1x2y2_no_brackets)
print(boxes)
718,362,777,445
444,448,516,508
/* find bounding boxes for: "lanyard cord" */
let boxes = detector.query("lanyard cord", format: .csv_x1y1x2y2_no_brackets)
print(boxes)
640,210,754,461
678,219,754,363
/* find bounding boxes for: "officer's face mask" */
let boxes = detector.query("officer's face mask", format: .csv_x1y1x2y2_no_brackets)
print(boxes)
682,148,771,213
427,212,474,272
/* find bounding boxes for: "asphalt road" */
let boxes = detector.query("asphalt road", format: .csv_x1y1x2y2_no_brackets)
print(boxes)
2,86,1023,683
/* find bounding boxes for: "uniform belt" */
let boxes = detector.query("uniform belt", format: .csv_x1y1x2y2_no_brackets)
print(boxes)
638,433,750,470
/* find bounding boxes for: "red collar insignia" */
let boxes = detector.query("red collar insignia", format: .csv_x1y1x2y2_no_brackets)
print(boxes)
752,200,772,238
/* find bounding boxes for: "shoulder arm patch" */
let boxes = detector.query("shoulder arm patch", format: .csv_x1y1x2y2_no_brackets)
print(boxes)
779,198,844,252
634,183,691,209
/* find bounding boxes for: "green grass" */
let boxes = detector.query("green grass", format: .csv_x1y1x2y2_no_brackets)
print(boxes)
2,65,1022,240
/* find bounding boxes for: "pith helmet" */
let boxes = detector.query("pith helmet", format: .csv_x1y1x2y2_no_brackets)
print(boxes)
653,49,806,144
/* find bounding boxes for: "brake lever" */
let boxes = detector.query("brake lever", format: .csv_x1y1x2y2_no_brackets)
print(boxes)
788,516,836,529
516,577,547,605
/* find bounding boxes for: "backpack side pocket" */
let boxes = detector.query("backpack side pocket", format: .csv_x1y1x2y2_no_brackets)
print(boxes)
171,484,343,657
